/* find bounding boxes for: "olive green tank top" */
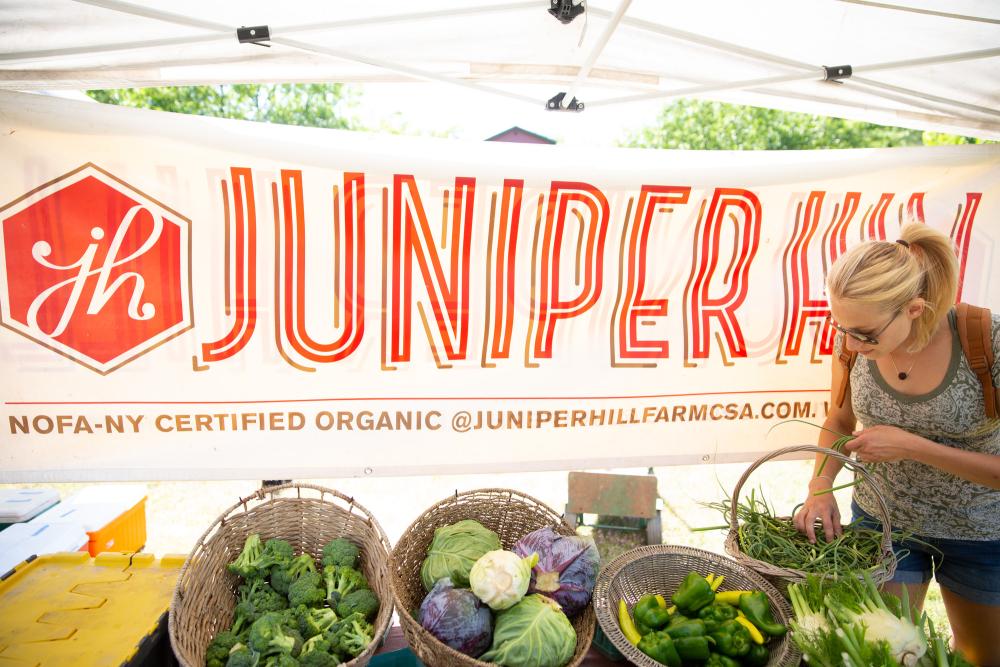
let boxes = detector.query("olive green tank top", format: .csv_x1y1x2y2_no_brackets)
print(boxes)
839,309,1000,540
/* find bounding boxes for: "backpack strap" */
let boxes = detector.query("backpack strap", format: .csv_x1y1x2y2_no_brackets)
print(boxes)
956,302,999,420
835,345,857,408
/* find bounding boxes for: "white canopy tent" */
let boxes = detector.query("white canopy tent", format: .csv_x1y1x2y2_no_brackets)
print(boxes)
1,0,998,138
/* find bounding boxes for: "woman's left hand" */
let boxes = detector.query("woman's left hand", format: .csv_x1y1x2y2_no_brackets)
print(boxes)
843,425,919,463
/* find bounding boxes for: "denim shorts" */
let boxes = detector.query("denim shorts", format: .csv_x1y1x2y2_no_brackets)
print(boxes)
850,499,1000,606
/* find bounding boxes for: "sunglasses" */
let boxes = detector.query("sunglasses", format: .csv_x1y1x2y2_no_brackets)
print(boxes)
826,310,901,346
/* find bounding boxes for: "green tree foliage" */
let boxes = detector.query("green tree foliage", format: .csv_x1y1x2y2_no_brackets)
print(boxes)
87,83,357,129
622,98,985,150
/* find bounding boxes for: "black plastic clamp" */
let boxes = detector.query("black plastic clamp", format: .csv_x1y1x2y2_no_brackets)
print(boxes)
823,65,853,82
549,0,585,24
546,92,585,112
237,25,271,48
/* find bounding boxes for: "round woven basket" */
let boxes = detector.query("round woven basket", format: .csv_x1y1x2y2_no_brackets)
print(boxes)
169,483,393,667
390,488,596,667
724,444,897,592
594,544,799,667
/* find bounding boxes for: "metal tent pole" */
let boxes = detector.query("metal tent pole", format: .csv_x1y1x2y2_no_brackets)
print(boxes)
562,0,633,108
587,70,825,108
6,2,537,66
835,0,1000,25
65,0,539,107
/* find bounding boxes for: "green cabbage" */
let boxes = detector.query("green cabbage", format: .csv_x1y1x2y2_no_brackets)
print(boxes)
421,519,501,591
479,594,576,667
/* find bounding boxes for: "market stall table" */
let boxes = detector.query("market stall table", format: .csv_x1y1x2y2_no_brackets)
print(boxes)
374,625,623,666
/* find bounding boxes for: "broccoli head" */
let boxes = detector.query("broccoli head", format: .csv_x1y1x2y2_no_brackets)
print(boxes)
287,627,305,657
295,605,338,639
262,655,298,667
228,534,265,580
324,612,373,659
288,570,326,608
321,538,360,568
233,580,289,634
299,636,338,667
270,554,317,596
258,538,295,569
248,612,297,657
336,588,379,621
225,645,260,667
323,565,368,606
206,629,242,667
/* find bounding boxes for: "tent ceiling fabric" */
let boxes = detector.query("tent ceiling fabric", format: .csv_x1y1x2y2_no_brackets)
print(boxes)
1,0,998,137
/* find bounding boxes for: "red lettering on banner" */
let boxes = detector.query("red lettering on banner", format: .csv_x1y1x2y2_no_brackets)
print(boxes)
778,192,834,361
906,193,925,224
483,180,523,362
201,167,257,364
821,192,859,268
863,193,893,241
386,175,475,365
684,188,761,361
529,182,610,362
277,171,366,365
613,186,690,362
952,193,981,301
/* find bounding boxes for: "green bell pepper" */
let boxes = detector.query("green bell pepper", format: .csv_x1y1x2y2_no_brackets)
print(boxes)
634,594,672,631
738,591,788,637
698,603,738,633
637,631,681,667
705,654,741,667
672,636,713,662
671,571,715,615
664,618,706,639
666,613,690,628
744,643,770,666
709,619,751,658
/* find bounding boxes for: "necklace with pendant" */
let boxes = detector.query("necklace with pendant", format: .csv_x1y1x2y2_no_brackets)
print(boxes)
888,353,916,381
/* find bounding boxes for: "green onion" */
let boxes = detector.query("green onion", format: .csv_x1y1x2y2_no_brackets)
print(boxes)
704,489,897,576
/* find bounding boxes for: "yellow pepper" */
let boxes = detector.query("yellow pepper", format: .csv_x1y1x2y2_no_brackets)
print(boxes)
654,594,667,608
714,590,752,606
710,574,725,591
736,611,766,644
618,598,642,645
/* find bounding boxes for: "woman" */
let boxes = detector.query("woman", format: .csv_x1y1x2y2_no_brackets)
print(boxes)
792,223,1000,665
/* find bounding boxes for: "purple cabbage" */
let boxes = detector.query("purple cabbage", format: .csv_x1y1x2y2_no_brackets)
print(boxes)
513,527,599,618
418,577,493,658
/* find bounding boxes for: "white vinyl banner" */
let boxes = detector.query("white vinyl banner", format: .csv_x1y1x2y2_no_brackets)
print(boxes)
1,91,998,481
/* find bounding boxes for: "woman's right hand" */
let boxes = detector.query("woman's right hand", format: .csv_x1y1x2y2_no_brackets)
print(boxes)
793,479,843,543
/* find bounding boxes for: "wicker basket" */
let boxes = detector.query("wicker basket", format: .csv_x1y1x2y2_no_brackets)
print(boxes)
724,444,897,592
594,544,799,667
390,488,596,667
169,483,393,667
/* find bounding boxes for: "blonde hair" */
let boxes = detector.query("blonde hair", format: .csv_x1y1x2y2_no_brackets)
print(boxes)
827,223,958,352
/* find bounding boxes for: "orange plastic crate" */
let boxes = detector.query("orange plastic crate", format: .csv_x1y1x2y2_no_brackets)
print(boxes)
85,497,147,556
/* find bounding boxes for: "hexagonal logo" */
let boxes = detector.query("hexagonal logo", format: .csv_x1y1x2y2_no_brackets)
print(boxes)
0,163,192,374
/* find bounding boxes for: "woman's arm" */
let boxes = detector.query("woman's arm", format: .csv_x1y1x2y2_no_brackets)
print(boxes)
792,341,859,543
844,426,1000,489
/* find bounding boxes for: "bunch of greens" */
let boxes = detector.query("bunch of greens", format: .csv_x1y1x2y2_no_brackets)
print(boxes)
703,490,894,576
205,535,379,667
788,574,974,667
